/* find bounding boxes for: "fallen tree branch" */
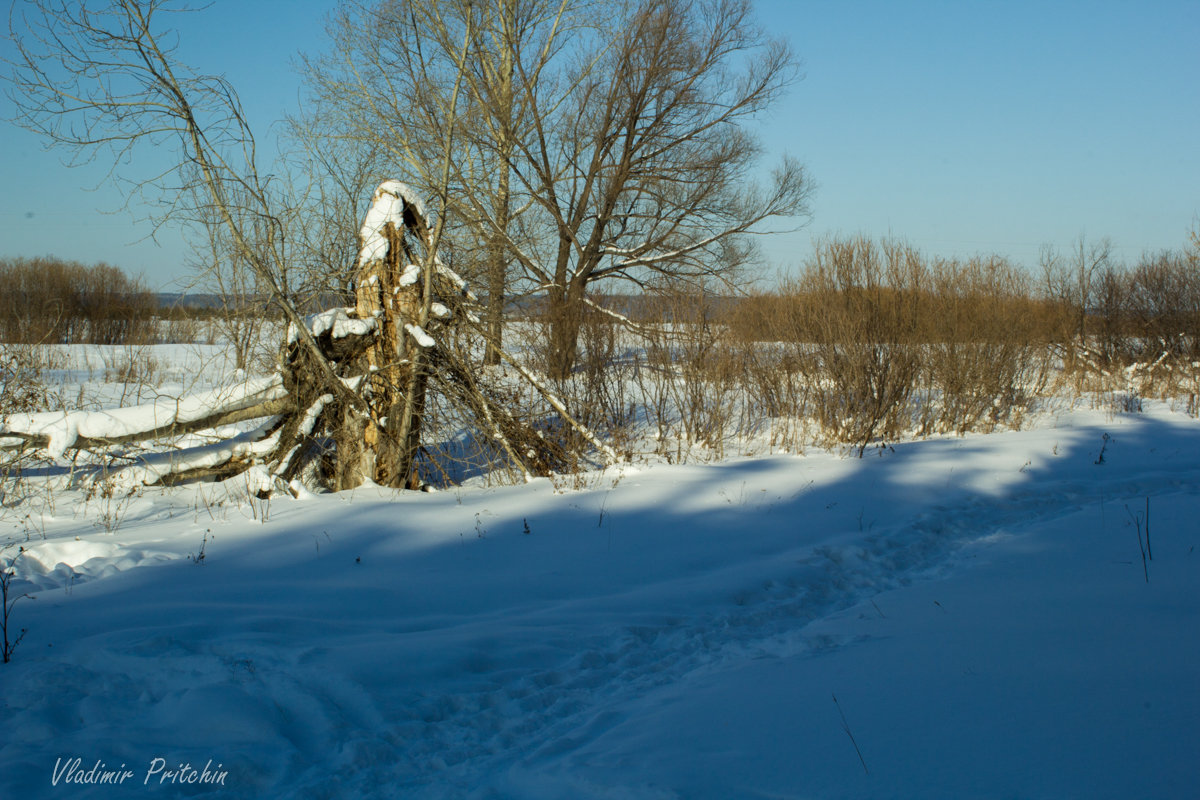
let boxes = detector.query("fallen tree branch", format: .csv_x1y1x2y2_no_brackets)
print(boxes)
1,376,293,455
1,396,295,454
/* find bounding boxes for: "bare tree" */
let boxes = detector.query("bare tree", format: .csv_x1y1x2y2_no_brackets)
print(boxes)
4,0,356,402
283,105,392,307
185,186,275,371
516,0,811,377
299,0,573,366
305,0,812,379
1039,235,1115,346
4,0,615,490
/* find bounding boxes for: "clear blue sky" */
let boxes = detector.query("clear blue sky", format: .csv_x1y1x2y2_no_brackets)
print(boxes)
2,0,1197,289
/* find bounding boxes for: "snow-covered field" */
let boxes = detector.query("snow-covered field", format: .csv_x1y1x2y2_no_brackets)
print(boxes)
2,349,1198,799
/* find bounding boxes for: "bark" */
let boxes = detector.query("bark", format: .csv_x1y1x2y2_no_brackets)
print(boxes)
482,12,516,367
546,280,587,380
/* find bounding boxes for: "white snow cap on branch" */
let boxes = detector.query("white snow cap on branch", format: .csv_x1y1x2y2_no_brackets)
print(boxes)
110,423,282,490
2,375,288,459
399,263,422,286
358,180,430,268
302,307,377,342
404,323,436,348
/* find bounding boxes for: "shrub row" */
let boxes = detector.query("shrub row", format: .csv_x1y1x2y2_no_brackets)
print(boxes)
0,256,157,345
540,233,1200,458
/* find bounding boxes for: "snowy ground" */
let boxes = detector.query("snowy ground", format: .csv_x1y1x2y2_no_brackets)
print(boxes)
2,398,1198,799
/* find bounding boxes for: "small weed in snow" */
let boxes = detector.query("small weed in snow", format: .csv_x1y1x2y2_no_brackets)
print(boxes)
85,472,139,534
1126,499,1151,583
188,530,210,565
1,547,33,664
832,693,869,775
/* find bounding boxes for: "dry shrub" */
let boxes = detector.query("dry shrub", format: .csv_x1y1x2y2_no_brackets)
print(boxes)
1049,242,1200,398
638,291,742,458
516,299,639,463
1088,264,1132,368
918,256,1050,434
1128,250,1200,361
1,345,67,510
790,237,926,455
576,305,638,442
726,237,1055,449
0,345,63,417
533,302,640,458
0,256,156,345
163,315,202,344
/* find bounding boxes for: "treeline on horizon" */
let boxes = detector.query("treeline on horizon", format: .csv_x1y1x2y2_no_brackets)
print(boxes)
0,256,286,346
2,231,1198,363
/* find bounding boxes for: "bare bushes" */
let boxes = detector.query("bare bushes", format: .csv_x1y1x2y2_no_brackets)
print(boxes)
0,257,156,345
789,238,926,455
1127,250,1200,361
513,236,1058,463
1050,242,1200,401
918,257,1051,435
524,303,642,464
526,291,748,463
1,345,65,511
570,307,640,454
727,237,1053,453
640,293,742,458
0,346,63,417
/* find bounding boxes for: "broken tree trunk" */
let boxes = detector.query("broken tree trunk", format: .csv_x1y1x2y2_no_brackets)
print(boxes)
351,182,432,490
2,181,619,494
274,180,461,492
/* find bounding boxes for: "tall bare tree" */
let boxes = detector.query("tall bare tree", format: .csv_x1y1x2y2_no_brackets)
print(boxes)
521,0,810,377
305,0,812,378
299,0,571,366
5,0,616,490
4,0,357,399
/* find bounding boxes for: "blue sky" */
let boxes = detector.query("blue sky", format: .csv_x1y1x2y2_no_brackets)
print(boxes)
2,0,1197,289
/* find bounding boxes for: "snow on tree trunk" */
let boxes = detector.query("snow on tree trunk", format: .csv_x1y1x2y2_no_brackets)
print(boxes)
273,180,447,492
346,181,436,489
3,181,618,493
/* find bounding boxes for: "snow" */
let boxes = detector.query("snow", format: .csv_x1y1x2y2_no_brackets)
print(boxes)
358,181,429,268
404,323,436,348
399,263,423,286
105,421,282,490
1,374,287,458
291,307,377,344
1,400,1197,798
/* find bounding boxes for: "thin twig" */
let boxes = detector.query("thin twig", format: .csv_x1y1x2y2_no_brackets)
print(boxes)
1126,504,1149,583
832,693,869,775
1145,496,1152,561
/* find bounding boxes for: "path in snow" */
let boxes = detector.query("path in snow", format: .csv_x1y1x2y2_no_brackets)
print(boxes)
1,408,1198,799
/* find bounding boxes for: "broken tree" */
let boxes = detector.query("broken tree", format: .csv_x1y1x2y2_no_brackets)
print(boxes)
2,182,614,494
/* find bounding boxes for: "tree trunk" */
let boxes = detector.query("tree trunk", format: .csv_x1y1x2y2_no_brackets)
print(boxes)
353,215,429,489
483,224,507,366
483,19,515,368
546,282,586,380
